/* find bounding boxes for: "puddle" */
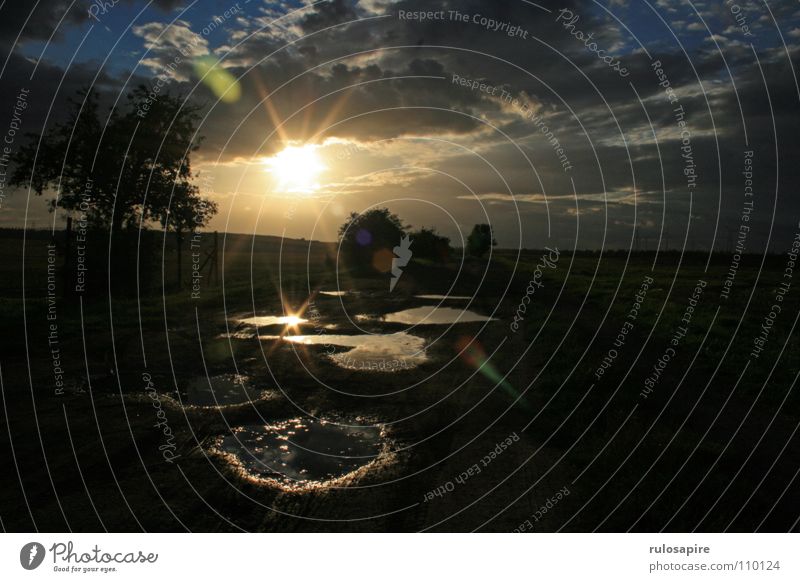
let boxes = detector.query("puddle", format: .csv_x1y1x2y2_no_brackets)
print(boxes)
235,315,308,327
375,306,496,325
186,374,261,406
216,418,384,484
261,332,427,371
415,294,472,300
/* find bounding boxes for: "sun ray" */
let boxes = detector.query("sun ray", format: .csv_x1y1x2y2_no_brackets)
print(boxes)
264,144,326,194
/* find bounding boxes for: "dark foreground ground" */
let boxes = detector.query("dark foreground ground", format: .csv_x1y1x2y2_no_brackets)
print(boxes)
0,230,798,532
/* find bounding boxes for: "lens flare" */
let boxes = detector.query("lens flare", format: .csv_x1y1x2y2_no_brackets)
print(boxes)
456,336,530,410
194,56,241,103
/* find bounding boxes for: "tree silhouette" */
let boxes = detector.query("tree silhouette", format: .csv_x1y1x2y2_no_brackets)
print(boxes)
409,227,451,261
338,208,407,272
10,85,216,290
158,189,217,289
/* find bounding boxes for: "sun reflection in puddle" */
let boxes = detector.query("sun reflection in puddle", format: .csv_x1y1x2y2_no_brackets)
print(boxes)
236,315,308,327
373,306,496,325
262,332,427,371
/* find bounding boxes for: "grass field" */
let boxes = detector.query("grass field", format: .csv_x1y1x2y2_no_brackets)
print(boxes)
1,228,798,532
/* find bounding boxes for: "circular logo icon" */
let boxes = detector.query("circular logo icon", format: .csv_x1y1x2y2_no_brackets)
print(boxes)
20,542,45,570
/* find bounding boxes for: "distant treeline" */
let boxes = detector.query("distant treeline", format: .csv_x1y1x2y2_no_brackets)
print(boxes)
0,227,789,257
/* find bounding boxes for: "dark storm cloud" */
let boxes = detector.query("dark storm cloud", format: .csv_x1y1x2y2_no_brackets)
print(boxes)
0,0,188,50
1,0,798,247
0,1,91,53
299,0,360,33
192,56,492,160
0,49,119,138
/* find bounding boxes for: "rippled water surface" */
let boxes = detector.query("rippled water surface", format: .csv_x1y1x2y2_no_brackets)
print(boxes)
187,374,261,406
266,332,427,371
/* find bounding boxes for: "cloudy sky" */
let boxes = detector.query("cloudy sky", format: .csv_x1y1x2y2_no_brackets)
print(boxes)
1,0,799,250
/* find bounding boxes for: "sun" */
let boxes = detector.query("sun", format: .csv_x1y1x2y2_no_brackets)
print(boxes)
265,144,326,193
281,314,305,329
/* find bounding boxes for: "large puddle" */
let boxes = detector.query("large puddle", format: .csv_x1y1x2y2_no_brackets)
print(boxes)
216,418,384,484
263,332,427,371
236,315,308,327
376,305,496,325
186,374,262,406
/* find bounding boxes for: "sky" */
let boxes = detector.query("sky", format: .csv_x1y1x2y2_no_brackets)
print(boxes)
0,0,799,251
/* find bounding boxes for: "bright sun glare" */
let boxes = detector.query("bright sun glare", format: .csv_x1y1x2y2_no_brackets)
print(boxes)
282,314,305,328
265,144,326,194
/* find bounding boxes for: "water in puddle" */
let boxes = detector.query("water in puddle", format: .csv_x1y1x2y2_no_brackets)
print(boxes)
262,332,427,371
186,374,261,406
217,418,384,484
377,305,496,325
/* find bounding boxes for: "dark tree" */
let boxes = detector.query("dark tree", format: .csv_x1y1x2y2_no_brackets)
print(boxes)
10,85,216,290
158,188,217,289
467,223,497,257
409,227,451,262
338,208,408,272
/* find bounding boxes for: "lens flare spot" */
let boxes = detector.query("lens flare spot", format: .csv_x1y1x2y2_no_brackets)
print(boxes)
372,248,394,273
194,56,241,103
356,229,372,246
